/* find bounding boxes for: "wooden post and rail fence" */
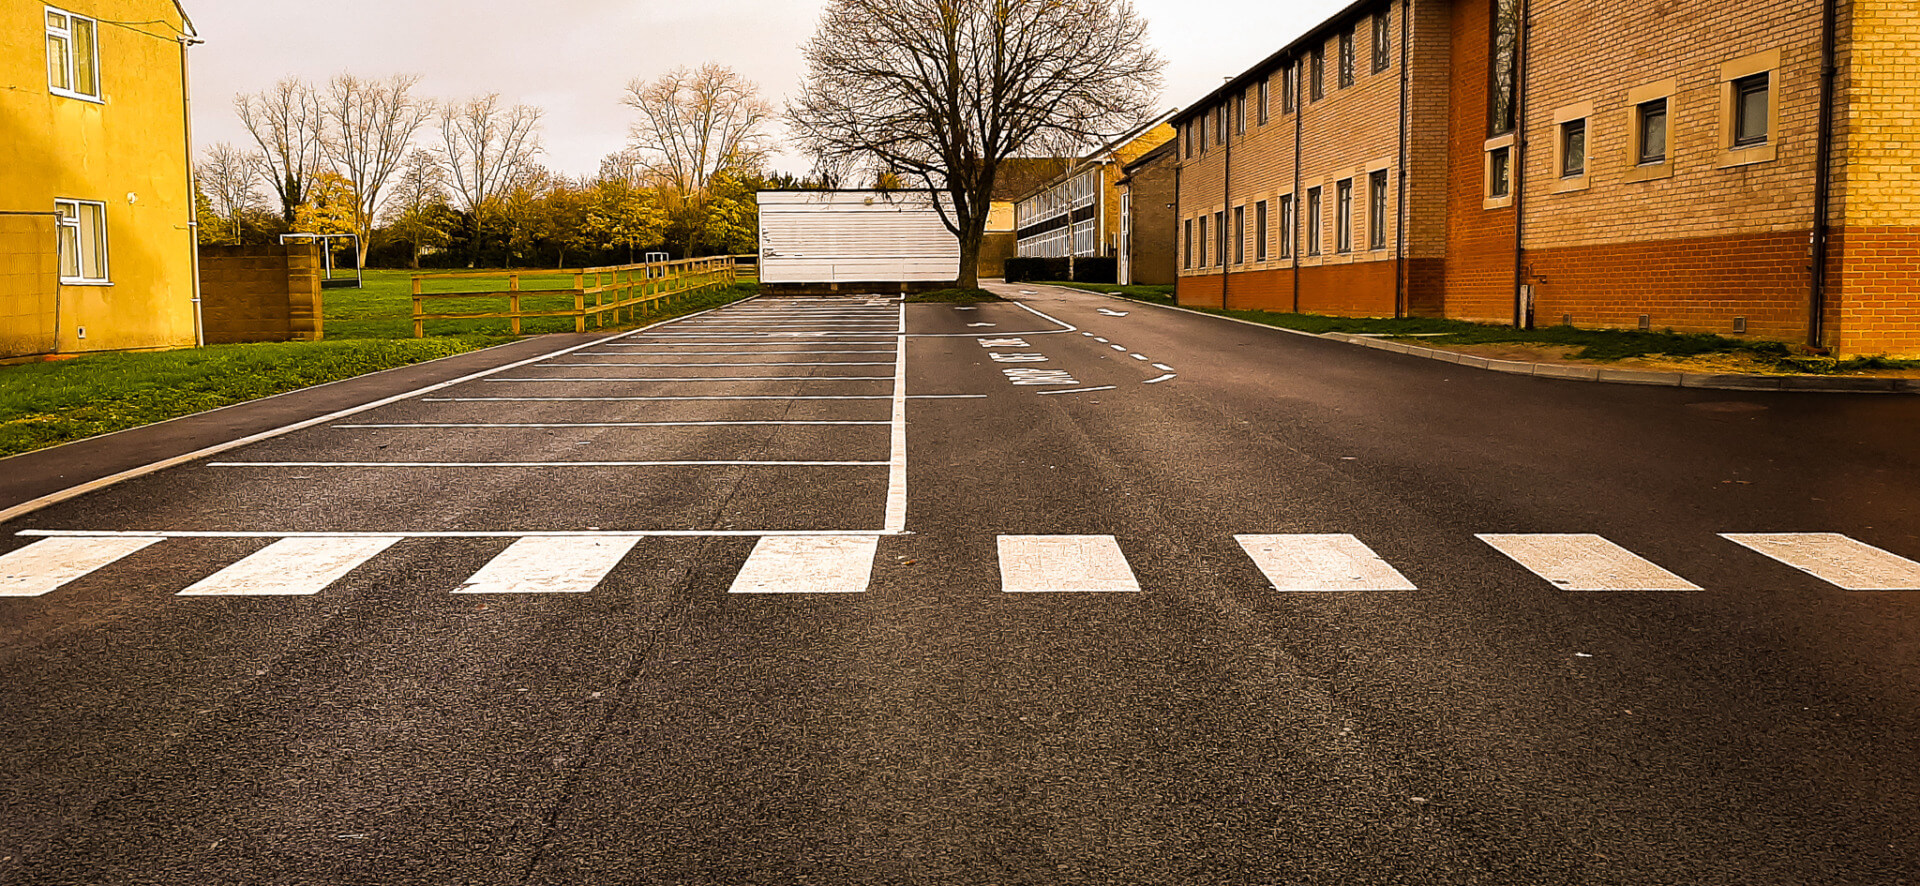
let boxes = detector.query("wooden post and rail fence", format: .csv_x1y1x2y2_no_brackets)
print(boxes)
409,255,749,338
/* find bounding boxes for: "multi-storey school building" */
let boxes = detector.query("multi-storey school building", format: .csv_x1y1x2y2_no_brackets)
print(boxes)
1016,112,1177,260
1173,0,1920,356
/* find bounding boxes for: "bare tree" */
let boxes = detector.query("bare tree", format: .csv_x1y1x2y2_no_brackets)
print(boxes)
789,0,1162,287
382,148,453,268
438,94,543,265
196,142,266,245
235,77,326,224
623,64,774,253
319,73,434,265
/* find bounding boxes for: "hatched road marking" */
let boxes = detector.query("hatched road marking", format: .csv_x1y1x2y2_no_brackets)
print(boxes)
728,535,880,594
1722,532,1920,590
177,536,401,596
1236,534,1417,592
997,535,1140,593
455,537,641,594
0,536,164,597
1479,533,1702,591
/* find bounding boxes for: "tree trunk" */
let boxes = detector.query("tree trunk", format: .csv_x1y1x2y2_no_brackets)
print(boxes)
955,208,988,289
410,239,421,270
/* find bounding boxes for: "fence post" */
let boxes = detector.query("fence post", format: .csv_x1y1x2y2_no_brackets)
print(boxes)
509,274,522,336
574,288,586,333
411,275,424,338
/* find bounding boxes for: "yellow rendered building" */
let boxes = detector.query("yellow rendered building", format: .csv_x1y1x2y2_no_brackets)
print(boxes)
1,0,199,359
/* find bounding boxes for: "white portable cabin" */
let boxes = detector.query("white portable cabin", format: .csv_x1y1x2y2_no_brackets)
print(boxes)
758,190,960,287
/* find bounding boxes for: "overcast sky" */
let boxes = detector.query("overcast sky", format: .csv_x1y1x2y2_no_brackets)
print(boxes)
186,0,1349,178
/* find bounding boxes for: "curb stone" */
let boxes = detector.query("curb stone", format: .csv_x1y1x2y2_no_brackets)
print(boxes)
1038,284,1920,395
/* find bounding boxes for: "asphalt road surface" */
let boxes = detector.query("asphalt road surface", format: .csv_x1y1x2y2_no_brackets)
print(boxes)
2,283,1917,885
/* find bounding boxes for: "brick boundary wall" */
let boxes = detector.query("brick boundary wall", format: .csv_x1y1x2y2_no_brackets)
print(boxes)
197,243,323,344
1832,226,1920,357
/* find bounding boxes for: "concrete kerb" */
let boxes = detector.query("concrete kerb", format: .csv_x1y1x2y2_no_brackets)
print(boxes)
1037,284,1920,395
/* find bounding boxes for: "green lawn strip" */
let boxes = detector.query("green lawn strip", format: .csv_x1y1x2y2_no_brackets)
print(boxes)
1030,281,1176,305
0,337,503,457
905,287,1004,303
330,268,749,338
1064,284,1920,372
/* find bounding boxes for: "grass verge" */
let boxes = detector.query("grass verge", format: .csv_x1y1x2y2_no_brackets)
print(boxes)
905,287,1005,303
1057,282,1919,373
0,275,760,457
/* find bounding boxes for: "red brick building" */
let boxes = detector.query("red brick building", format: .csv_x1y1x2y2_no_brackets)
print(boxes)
1173,0,1920,356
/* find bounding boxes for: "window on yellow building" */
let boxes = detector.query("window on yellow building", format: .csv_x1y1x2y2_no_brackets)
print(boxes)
1306,186,1322,256
55,199,110,284
46,7,101,101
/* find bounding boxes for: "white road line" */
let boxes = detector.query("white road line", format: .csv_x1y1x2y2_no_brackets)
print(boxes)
1094,337,1110,343
419,395,981,402
333,421,890,429
0,305,744,525
885,306,909,533
208,460,888,468
579,351,898,355
640,333,899,338
1035,386,1118,396
1152,363,1175,371
541,362,897,367
0,536,164,597
1478,533,1701,591
1110,345,1128,352
177,536,401,596
728,535,879,594
455,537,640,594
1143,374,1177,384
998,535,1140,593
22,529,906,538
485,377,895,382
1235,534,1416,592
1721,533,1920,590
1130,353,1149,361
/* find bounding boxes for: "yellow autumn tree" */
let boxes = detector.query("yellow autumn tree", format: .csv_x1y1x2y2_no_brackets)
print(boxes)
292,171,359,237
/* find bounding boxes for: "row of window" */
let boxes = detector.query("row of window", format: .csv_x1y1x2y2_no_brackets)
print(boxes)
1181,171,1391,271
46,6,103,102
1014,170,1098,229
1183,7,1393,159
1484,55,1778,204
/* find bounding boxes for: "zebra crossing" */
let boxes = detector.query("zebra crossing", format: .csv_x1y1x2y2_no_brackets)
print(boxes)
3,530,1917,600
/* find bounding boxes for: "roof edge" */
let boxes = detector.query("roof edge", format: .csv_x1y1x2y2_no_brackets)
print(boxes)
1170,0,1385,127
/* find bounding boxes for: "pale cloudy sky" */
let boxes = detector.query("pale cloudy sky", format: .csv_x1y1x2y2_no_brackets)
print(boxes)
185,0,1348,177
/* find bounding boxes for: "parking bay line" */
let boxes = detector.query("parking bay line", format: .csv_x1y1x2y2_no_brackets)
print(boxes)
1,536,165,597
207,460,889,468
418,395,984,402
1478,533,1701,591
21,530,906,538
484,377,896,382
332,421,892,429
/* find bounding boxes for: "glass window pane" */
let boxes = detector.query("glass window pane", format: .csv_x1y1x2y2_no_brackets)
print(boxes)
1641,102,1667,163
1490,148,1511,197
78,203,106,280
48,34,70,91
1736,76,1769,145
71,18,96,96
58,223,80,279
1563,121,1586,176
48,11,67,29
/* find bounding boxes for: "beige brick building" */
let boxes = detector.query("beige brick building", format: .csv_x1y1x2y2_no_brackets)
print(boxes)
1173,0,1920,357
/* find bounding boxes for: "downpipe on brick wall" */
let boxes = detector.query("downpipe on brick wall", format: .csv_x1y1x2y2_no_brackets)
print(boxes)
1808,0,1838,351
1394,0,1411,318
1511,0,1533,330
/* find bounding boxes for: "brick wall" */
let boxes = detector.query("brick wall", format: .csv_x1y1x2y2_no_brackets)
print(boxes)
1829,0,1920,356
1526,231,1811,340
0,215,58,359
1123,150,1179,285
198,243,323,344
1441,0,1518,325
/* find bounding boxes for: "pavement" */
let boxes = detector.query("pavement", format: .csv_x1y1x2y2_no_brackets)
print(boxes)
2,283,1918,885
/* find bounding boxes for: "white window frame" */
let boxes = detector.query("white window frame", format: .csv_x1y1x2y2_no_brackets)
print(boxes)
45,6,103,103
56,198,111,285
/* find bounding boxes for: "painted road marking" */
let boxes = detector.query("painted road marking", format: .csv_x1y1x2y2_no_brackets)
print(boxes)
1722,533,1920,590
1094,337,1110,343
455,537,641,594
1235,534,1416,592
1143,374,1177,384
978,338,1031,348
484,376,895,382
1035,385,1117,396
1478,534,1701,591
1130,353,1149,361
998,535,1140,593
989,353,1049,363
0,536,164,597
1003,368,1080,385
542,362,897,367
1097,308,1129,317
728,535,879,594
1152,363,1175,371
885,307,909,533
1110,344,1128,352
177,536,402,596
419,395,983,402
334,421,890,429
209,460,887,468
